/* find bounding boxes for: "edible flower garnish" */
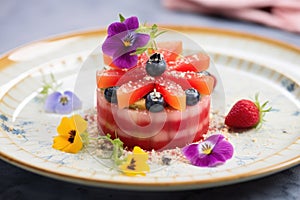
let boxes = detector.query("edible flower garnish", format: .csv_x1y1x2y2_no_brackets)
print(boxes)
119,146,150,176
53,114,88,153
182,134,233,167
44,91,82,114
102,15,150,69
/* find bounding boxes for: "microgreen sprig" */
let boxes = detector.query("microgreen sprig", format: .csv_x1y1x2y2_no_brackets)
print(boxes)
97,134,125,165
134,23,167,55
39,73,62,98
119,13,126,22
81,131,90,148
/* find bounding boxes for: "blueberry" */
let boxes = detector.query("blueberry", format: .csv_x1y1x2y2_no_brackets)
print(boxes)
185,88,200,106
146,90,165,112
146,53,166,77
104,86,119,104
198,71,211,76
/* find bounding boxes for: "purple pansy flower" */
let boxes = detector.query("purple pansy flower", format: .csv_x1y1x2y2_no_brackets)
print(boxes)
44,91,82,114
182,134,234,167
102,16,150,69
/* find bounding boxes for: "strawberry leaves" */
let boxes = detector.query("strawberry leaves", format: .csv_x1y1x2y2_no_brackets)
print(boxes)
254,93,272,129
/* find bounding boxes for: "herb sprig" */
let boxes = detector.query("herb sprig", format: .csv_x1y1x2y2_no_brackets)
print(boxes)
98,134,125,165
135,23,167,55
39,73,62,98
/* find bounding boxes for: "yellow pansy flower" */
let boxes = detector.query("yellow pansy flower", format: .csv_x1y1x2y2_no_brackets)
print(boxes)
53,114,87,153
119,146,150,176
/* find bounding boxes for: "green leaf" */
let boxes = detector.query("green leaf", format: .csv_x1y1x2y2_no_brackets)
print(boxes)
134,47,148,55
253,93,272,129
119,14,125,22
38,73,61,98
151,24,158,32
50,73,56,82
81,131,90,147
134,22,167,55
154,30,167,38
97,134,125,165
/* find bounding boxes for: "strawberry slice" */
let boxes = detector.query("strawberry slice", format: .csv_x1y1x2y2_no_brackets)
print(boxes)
163,71,214,95
186,72,214,95
97,66,147,88
103,54,119,69
117,77,155,108
117,66,147,84
169,53,210,72
155,78,186,111
157,41,183,61
97,69,125,88
136,52,149,66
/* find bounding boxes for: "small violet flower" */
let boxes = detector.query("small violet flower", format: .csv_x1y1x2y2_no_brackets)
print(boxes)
182,134,234,167
44,91,82,114
102,16,150,69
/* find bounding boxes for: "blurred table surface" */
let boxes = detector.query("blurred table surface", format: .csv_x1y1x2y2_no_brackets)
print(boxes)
0,0,299,199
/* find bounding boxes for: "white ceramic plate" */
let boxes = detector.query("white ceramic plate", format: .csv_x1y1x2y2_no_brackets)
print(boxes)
0,26,299,190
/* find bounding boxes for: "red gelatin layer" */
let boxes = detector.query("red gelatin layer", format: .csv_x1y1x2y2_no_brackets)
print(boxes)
97,90,210,151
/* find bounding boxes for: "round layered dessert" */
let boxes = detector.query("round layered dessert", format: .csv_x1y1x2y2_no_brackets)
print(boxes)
97,41,215,151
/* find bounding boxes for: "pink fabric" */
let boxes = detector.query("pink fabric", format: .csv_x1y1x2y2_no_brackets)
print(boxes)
163,0,300,33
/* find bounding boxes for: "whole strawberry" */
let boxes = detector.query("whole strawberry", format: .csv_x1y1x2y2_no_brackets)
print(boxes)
225,94,271,129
